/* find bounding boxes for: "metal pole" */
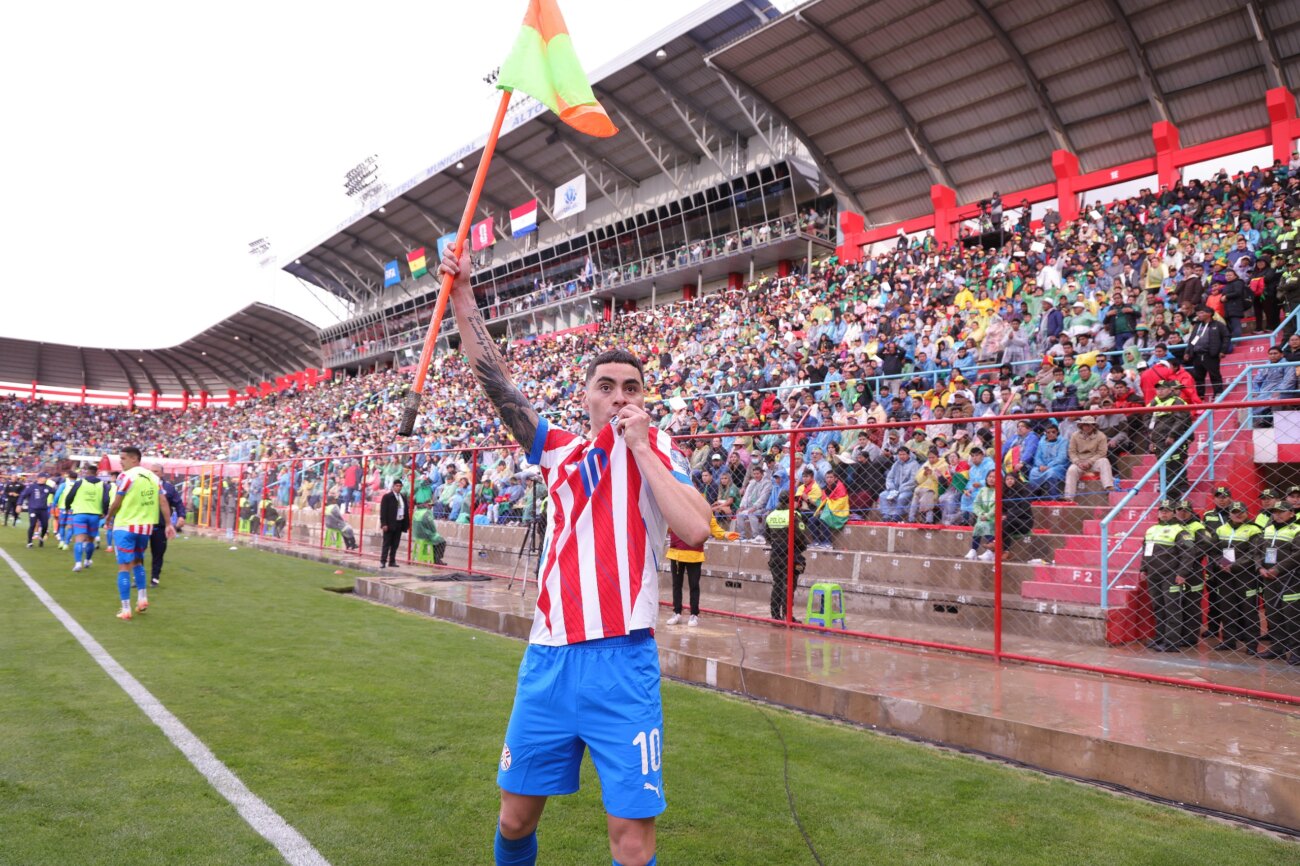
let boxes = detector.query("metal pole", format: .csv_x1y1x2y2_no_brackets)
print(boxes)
407,453,418,565
320,458,330,552
467,449,478,574
358,456,369,558
786,429,797,625
993,421,1003,661
286,459,297,544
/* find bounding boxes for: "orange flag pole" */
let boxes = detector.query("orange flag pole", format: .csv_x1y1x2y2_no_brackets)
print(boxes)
398,90,513,436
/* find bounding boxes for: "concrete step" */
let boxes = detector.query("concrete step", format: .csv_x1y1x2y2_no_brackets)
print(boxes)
1020,580,1142,607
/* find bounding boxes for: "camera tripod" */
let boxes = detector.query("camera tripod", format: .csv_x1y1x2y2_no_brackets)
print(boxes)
507,479,545,596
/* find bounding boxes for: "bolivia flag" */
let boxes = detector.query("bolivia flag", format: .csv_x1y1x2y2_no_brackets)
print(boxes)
497,0,617,138
510,199,539,237
408,247,428,279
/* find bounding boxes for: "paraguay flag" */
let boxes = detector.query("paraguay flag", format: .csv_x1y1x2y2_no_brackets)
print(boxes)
510,199,539,237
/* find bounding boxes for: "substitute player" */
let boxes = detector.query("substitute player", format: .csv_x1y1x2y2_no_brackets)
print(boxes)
441,248,710,866
65,464,110,572
104,447,175,620
53,469,77,550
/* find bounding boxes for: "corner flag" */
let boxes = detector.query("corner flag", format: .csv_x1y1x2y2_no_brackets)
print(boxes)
496,0,617,138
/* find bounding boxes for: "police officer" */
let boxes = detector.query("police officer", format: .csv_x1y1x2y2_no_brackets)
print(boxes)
1140,499,1197,652
1148,380,1192,499
1255,488,1281,529
1258,500,1300,661
1175,499,1213,646
1213,502,1263,653
1200,487,1232,640
765,490,807,622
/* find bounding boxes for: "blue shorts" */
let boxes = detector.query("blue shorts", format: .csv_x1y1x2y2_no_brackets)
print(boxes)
112,529,150,565
70,515,101,537
497,629,665,819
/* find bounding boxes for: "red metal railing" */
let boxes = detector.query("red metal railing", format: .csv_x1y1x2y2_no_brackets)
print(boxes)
171,393,1300,706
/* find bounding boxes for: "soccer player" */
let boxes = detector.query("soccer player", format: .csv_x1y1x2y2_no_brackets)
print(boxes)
440,247,710,866
104,448,175,620
65,464,110,572
53,469,77,550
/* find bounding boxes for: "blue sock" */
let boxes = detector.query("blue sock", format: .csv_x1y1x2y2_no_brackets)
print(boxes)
613,858,655,866
118,572,131,601
73,541,83,564
494,824,537,866
133,564,147,590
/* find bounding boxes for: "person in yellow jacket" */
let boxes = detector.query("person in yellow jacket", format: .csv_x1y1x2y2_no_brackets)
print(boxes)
666,517,737,626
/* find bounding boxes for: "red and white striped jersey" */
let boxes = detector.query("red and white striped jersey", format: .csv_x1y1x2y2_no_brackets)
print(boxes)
527,417,692,646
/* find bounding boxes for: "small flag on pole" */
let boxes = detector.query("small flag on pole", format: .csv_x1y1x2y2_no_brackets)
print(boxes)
471,217,496,251
510,199,539,237
496,0,617,138
408,247,429,278
436,232,456,262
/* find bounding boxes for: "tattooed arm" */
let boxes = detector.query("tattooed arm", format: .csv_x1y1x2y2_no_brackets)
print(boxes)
439,248,540,449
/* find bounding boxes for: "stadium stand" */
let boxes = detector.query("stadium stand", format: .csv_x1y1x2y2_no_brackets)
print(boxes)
4,0,1300,700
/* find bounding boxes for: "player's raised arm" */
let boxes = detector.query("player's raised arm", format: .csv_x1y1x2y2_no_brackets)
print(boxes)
439,248,540,450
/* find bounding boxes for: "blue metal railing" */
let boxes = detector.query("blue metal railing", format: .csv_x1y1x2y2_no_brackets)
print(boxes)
1097,341,1297,609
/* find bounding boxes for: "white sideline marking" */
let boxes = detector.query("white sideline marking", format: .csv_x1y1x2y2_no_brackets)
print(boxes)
0,548,332,866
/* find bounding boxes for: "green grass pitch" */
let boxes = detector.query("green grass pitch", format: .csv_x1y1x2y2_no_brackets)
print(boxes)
0,530,1293,865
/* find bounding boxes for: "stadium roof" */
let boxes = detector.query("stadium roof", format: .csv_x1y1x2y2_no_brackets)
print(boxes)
707,0,1300,224
283,0,794,307
0,304,321,394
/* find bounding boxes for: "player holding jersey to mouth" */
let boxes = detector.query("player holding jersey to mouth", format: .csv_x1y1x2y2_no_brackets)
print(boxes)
440,247,711,866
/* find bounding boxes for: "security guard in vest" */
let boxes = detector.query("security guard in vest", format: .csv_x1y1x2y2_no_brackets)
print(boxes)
1147,381,1191,500
1213,502,1263,653
765,490,808,622
66,465,110,573
1258,499,1300,661
1199,488,1232,640
1174,499,1214,646
1140,499,1197,652
1255,488,1280,529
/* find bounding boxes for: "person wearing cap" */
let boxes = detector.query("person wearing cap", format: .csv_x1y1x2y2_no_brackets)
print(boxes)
879,447,918,522
1212,502,1264,653
1186,305,1231,398
1258,500,1300,662
1174,499,1214,647
1255,488,1281,529
1146,379,1192,499
1286,485,1300,514
734,462,774,543
1139,500,1198,652
764,490,807,622
1250,345,1296,429
1063,416,1117,501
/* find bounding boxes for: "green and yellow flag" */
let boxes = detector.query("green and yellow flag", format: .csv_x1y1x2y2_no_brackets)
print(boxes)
497,0,617,138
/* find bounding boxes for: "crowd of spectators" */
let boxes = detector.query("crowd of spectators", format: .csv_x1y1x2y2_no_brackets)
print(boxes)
4,162,1300,537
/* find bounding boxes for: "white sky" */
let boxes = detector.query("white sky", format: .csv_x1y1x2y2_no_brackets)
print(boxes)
0,0,747,349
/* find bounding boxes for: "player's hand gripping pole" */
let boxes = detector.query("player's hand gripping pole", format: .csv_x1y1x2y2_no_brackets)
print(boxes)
398,90,514,437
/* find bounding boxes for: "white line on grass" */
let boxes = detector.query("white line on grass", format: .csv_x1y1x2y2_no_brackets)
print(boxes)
0,548,333,866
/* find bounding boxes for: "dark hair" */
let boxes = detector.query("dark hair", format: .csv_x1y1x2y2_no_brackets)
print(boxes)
121,446,142,461
585,349,644,384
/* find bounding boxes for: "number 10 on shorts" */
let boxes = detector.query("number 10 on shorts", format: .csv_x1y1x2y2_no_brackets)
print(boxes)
632,728,661,775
